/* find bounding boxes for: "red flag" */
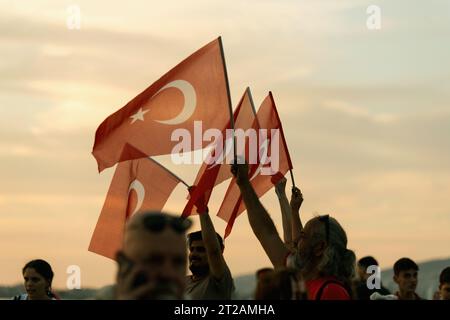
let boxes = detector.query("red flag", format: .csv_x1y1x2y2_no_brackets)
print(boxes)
92,37,231,172
217,92,294,238
89,153,182,260
182,88,257,217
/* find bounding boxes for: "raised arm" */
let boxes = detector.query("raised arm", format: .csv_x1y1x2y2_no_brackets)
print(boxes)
199,209,228,279
189,186,229,280
290,187,304,244
232,163,290,268
274,177,293,247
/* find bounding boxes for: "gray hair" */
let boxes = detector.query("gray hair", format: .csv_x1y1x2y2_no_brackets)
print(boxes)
312,216,356,286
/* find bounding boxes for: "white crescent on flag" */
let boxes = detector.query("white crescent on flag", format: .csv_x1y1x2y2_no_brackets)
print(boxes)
128,179,145,216
153,80,197,125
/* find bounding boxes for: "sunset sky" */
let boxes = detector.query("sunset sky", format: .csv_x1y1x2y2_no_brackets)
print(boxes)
1,0,449,290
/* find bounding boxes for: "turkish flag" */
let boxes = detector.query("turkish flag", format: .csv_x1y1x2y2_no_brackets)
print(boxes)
92,37,231,172
216,92,294,238
88,153,182,260
182,88,257,216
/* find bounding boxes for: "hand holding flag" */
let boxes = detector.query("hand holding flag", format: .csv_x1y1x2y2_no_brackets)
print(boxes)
218,92,294,238
187,186,208,214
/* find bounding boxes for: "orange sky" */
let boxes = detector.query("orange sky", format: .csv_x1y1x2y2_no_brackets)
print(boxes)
1,0,449,289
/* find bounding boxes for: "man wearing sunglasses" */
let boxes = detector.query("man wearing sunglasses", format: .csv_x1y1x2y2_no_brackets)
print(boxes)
185,189,235,300
115,211,192,300
232,162,355,300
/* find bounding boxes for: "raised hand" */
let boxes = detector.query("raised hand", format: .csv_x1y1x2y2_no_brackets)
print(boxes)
290,187,303,212
188,186,208,214
274,176,287,196
231,159,249,186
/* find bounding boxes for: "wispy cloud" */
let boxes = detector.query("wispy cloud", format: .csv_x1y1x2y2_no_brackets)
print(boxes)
0,0,449,288
323,99,397,123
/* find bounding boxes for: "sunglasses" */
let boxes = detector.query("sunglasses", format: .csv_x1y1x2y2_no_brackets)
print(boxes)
318,214,330,243
141,214,192,234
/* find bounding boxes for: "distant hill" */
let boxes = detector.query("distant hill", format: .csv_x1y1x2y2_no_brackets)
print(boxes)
2,257,448,299
0,285,23,299
0,284,100,300
232,257,450,299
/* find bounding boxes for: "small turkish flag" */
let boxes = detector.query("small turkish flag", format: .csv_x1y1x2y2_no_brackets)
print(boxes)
89,146,182,260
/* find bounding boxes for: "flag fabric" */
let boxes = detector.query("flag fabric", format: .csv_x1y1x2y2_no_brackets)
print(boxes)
193,87,257,187
92,37,231,172
182,88,257,217
216,92,294,238
89,154,182,260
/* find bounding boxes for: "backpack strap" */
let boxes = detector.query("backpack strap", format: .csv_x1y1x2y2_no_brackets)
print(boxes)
315,280,348,300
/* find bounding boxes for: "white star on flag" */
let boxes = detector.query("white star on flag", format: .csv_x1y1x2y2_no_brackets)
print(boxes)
130,108,149,124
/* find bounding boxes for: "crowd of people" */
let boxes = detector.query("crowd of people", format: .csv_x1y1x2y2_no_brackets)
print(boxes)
13,163,450,300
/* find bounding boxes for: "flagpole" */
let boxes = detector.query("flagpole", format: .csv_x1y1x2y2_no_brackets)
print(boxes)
246,87,257,116
289,169,296,189
218,36,236,162
146,157,190,189
267,91,296,188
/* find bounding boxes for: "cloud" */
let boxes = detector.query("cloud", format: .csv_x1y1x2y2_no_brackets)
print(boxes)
0,11,190,97
322,99,397,124
1,0,449,287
